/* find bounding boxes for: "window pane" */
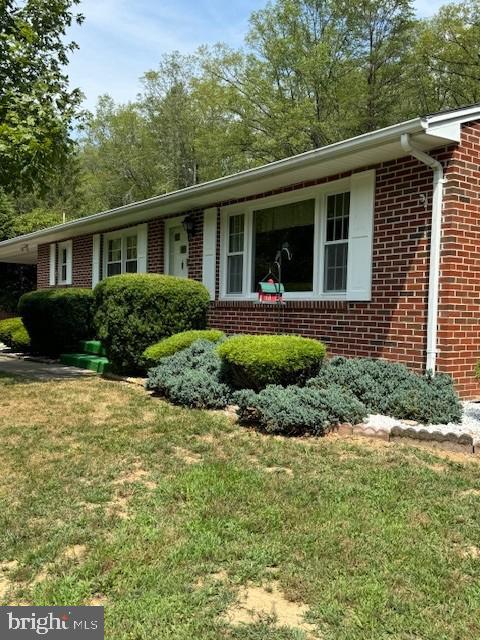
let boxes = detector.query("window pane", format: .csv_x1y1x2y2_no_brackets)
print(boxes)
324,243,348,292
326,192,350,241
107,262,122,277
227,254,243,294
61,264,67,282
252,199,315,292
108,238,122,263
228,215,244,253
126,235,137,260
125,260,137,273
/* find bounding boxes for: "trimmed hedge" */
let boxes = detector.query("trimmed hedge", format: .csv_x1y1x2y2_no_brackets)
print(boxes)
18,289,94,356
146,340,231,409
94,274,210,373
235,384,367,436
0,317,30,352
143,329,224,368
217,334,326,391
308,357,462,425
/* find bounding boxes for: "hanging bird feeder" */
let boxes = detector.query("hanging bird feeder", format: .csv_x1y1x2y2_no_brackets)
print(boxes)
258,277,285,304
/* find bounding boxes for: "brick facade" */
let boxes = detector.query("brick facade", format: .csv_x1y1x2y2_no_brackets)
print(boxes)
35,121,480,398
437,121,480,398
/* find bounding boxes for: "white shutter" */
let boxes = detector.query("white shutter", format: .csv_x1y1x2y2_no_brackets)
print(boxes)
202,208,217,300
346,170,375,301
92,234,101,287
49,243,56,286
66,240,73,285
136,223,148,273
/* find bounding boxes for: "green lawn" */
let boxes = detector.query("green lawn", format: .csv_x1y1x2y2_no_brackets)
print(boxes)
0,374,479,639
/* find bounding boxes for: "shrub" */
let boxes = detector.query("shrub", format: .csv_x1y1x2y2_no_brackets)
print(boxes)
0,317,30,352
146,340,231,409
308,357,462,425
142,329,224,368
235,384,367,436
217,334,326,391
94,274,210,373
18,289,94,356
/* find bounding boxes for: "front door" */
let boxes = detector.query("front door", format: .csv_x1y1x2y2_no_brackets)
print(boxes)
168,225,188,278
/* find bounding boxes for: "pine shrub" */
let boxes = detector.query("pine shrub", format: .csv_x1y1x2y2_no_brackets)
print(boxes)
146,340,231,409
308,357,462,425
235,384,367,436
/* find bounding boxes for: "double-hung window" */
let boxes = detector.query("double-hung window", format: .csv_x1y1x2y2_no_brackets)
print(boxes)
105,229,140,277
324,192,349,292
226,214,245,294
57,240,72,285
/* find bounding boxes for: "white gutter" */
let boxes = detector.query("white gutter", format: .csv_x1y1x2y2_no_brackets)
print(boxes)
400,133,446,374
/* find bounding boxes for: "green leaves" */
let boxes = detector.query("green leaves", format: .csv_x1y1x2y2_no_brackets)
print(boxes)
0,0,83,194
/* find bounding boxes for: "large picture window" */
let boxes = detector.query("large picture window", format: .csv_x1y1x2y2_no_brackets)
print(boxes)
220,173,372,300
252,199,315,293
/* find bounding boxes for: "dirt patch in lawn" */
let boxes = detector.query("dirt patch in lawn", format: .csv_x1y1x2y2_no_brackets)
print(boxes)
264,466,294,477
0,561,18,599
224,581,317,637
112,461,157,490
87,594,108,607
173,447,202,465
460,488,480,497
62,545,87,562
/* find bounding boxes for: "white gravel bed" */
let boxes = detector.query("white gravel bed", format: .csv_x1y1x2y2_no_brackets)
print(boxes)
365,401,480,443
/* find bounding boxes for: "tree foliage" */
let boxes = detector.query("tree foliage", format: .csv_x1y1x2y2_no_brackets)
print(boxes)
0,0,84,194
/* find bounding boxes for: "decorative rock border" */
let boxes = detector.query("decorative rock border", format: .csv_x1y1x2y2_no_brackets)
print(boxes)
332,423,478,454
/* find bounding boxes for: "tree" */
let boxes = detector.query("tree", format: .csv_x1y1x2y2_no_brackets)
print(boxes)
0,0,84,194
411,0,480,112
346,0,415,132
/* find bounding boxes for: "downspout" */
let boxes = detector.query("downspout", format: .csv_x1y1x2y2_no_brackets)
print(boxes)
400,133,446,374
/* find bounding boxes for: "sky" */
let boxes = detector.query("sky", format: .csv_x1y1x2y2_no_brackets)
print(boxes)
67,0,455,111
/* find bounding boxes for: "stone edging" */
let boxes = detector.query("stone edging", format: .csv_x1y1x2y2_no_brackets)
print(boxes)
333,423,478,454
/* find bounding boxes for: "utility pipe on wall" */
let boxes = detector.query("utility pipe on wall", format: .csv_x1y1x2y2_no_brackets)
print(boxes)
400,133,446,374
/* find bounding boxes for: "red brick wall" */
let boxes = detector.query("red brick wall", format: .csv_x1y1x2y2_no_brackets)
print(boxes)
33,126,480,397
208,154,442,375
437,121,480,399
72,235,93,287
37,244,50,289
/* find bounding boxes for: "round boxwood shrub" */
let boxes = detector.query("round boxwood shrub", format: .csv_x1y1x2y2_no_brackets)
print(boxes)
18,288,94,356
142,329,224,368
94,274,210,373
217,334,326,391
0,317,30,352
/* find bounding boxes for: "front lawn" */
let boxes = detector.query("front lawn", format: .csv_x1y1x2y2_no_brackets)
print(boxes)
0,374,479,639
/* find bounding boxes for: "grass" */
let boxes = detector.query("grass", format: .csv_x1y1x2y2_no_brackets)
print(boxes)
0,373,480,639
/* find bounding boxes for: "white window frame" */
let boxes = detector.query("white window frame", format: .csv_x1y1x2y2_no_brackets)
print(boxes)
57,240,72,285
103,227,140,277
219,177,353,301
